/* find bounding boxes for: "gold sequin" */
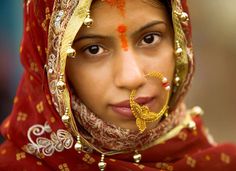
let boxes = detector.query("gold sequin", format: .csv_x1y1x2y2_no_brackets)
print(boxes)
109,159,116,162
155,162,173,171
30,75,34,81
17,112,28,121
82,154,96,165
46,94,52,105
7,134,11,140
36,161,43,166
133,163,145,170
0,149,7,155
36,101,44,113
26,22,30,32
14,96,19,104
28,95,32,102
193,130,198,136
178,131,188,141
186,156,196,168
37,45,42,56
30,62,39,72
221,153,231,164
50,116,56,123
3,120,10,128
205,155,211,161
58,163,70,171
16,152,26,161
41,7,51,31
19,46,23,54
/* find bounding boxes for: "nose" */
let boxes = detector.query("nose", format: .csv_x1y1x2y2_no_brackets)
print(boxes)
114,51,146,90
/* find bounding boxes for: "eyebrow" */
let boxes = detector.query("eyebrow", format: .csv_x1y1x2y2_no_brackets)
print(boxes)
74,34,112,44
132,20,166,36
73,20,166,43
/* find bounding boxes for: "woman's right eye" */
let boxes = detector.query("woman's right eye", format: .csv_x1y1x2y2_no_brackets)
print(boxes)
84,45,105,56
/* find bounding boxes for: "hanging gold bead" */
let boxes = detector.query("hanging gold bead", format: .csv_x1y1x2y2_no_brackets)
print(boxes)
191,106,204,116
74,142,82,152
174,11,189,22
74,135,83,152
61,114,70,123
133,151,142,163
174,76,181,86
56,74,66,91
175,47,183,56
187,120,196,130
66,46,76,58
98,154,106,171
84,10,93,28
179,12,189,22
175,40,183,57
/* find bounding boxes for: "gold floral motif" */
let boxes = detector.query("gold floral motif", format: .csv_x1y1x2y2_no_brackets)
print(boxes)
36,101,44,113
186,156,196,168
178,131,188,141
58,163,70,171
221,153,231,164
0,149,6,155
17,112,28,122
205,155,211,161
16,152,26,161
83,154,96,164
155,162,173,171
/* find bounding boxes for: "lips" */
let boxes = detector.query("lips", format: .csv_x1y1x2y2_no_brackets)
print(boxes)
110,97,154,119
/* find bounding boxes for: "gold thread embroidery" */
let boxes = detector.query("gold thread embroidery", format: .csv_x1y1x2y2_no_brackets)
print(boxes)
16,152,26,161
26,122,74,156
221,153,231,164
58,163,70,171
36,161,43,166
36,101,44,113
178,131,187,141
82,154,96,164
17,112,28,122
186,156,196,168
0,149,7,155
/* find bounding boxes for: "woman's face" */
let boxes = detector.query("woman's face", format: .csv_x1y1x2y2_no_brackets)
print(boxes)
66,0,175,130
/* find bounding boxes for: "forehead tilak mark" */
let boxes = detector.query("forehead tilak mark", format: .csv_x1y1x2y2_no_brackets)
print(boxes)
101,0,126,16
117,24,128,51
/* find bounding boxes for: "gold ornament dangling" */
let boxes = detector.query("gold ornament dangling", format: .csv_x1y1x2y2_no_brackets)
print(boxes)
84,9,93,27
74,135,83,153
133,150,142,163
66,45,76,58
98,154,107,171
174,11,189,22
174,75,181,86
175,40,183,57
130,71,170,133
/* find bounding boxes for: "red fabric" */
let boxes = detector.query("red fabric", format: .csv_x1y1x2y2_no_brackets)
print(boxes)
1,0,236,170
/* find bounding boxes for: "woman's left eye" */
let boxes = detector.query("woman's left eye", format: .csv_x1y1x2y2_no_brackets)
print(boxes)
139,33,161,47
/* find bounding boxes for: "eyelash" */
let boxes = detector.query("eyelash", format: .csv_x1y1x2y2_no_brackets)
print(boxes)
138,32,162,47
79,32,162,57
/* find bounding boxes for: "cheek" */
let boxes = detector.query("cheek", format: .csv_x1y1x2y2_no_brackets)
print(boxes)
66,63,110,105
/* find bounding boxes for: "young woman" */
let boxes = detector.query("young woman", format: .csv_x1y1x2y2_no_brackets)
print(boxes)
0,0,236,170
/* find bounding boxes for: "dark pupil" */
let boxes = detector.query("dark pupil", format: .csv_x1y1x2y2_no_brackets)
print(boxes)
144,35,154,44
89,45,99,54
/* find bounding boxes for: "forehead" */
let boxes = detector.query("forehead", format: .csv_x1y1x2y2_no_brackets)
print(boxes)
90,0,169,24
76,0,171,37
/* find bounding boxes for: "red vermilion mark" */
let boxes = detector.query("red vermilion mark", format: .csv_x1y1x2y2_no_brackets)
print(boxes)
102,0,126,16
117,24,128,51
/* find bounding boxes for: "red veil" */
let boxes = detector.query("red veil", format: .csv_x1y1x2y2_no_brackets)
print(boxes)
1,0,236,170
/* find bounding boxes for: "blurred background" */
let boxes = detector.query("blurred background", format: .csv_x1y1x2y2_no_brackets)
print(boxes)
0,1,235,144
